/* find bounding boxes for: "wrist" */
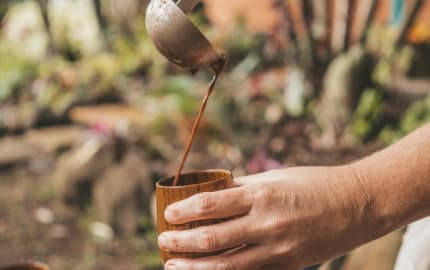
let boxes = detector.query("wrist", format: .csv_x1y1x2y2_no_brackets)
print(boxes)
336,164,395,240
348,160,416,237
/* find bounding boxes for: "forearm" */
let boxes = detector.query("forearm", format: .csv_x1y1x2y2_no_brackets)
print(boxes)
352,123,430,233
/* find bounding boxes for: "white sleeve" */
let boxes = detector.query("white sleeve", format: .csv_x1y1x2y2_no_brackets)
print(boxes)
394,217,430,270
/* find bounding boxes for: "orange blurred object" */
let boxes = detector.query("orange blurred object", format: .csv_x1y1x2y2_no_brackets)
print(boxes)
409,0,430,43
203,0,430,43
203,0,279,33
409,23,430,43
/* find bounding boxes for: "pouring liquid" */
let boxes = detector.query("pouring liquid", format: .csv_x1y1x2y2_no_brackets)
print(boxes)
173,59,226,186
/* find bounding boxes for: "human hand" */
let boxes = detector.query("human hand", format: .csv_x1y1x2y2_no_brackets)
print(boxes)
158,166,381,270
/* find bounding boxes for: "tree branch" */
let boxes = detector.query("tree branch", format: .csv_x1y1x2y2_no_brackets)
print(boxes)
0,1,8,25
343,0,354,52
359,0,378,45
395,0,425,48
93,0,107,31
36,0,55,54
274,0,299,59
302,0,317,66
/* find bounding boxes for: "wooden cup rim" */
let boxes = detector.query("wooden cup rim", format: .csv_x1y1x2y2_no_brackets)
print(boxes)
156,169,233,189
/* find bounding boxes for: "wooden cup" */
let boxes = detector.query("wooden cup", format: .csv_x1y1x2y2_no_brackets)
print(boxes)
156,169,234,263
0,262,49,270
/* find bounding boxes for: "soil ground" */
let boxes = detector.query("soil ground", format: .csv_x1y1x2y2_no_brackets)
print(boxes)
0,122,384,270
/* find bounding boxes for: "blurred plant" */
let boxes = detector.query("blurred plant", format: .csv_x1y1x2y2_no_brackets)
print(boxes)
0,1,8,23
35,0,54,53
269,0,429,147
222,23,266,67
380,93,430,144
347,88,383,142
0,40,36,101
0,0,429,151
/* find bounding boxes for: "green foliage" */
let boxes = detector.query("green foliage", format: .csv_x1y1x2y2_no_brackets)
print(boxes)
223,23,265,66
0,41,36,101
380,94,430,144
373,46,415,86
143,75,201,117
348,88,383,141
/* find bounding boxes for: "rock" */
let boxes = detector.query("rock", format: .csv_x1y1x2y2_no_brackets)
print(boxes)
0,136,42,167
0,126,86,167
316,46,374,147
69,104,147,134
50,137,115,208
93,151,153,236
24,126,86,153
34,207,54,225
90,221,114,242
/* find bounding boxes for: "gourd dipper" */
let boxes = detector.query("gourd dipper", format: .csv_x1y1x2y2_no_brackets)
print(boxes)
145,0,225,73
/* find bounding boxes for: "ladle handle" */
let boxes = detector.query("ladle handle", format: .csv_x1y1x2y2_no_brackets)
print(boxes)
176,0,200,13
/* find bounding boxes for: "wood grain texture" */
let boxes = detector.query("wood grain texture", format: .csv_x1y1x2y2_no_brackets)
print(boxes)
156,170,234,262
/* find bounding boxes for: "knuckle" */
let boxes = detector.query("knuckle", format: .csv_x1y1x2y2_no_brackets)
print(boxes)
216,257,237,270
253,185,275,203
169,235,182,251
271,215,286,231
260,215,286,237
272,242,292,258
270,243,300,269
194,193,216,215
197,229,219,251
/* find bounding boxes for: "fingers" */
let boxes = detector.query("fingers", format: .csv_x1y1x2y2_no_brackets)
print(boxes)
159,216,258,253
164,245,270,270
165,186,252,224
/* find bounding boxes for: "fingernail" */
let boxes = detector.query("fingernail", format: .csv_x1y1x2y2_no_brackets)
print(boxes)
165,262,177,270
158,234,168,250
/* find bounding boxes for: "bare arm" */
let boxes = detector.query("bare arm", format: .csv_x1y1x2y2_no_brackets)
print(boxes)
158,124,430,270
353,123,430,234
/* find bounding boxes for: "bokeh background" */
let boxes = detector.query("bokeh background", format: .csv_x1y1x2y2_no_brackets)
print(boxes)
0,0,430,269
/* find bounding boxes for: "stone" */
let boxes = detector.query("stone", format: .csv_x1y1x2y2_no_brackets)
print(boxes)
34,207,54,225
93,151,153,236
0,126,86,167
69,104,147,133
24,125,86,153
0,136,42,166
90,221,114,242
316,46,373,147
50,136,115,208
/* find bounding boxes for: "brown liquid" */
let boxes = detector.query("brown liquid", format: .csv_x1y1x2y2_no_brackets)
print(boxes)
173,58,226,186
